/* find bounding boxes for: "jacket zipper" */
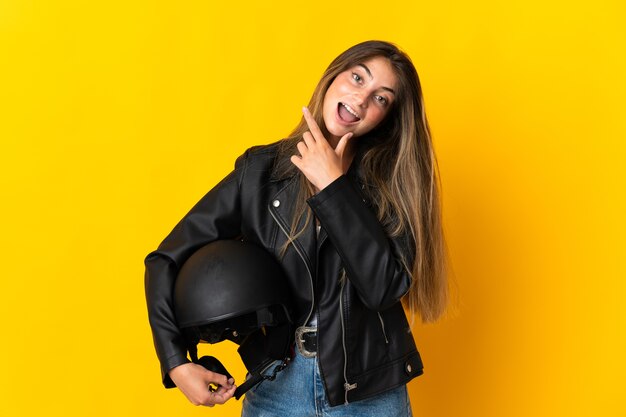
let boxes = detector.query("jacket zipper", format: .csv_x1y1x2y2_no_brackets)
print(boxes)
339,269,357,404
269,205,315,326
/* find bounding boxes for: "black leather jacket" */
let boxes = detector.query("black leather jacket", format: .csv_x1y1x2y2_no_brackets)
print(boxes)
144,141,424,406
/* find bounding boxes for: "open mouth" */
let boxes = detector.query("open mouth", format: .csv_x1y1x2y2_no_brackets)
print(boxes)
337,102,361,123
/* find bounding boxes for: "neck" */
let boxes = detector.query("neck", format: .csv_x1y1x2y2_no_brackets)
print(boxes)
341,141,358,175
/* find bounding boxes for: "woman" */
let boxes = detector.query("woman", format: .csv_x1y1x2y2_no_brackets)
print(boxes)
144,40,448,416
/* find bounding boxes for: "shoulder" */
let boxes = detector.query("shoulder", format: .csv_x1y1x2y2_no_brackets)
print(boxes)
237,139,282,166
231,139,289,185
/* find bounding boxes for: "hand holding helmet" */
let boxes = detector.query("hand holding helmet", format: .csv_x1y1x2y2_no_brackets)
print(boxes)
168,361,236,407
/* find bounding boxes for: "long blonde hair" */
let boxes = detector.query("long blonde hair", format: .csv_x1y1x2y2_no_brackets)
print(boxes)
274,40,448,323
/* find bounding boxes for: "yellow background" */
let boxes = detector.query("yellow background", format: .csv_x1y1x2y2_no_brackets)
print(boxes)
1,0,624,416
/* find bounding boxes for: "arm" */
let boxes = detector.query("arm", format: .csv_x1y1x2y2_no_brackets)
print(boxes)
144,150,248,387
292,106,413,311
307,175,414,311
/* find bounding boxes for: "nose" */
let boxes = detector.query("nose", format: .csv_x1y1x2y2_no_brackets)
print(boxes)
352,91,367,108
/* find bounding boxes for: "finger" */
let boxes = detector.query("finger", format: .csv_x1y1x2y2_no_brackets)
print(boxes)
204,371,229,388
224,385,237,398
296,140,308,156
214,385,228,394
209,390,234,405
214,380,235,394
335,132,354,157
302,106,324,141
302,131,316,148
226,384,237,396
290,154,303,169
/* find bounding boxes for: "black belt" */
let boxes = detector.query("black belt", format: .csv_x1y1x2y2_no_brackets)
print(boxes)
295,326,317,358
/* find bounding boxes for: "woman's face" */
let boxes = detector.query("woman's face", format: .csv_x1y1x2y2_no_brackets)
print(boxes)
322,56,398,143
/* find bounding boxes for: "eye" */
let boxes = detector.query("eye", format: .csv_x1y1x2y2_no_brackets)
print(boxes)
351,72,362,83
374,95,388,106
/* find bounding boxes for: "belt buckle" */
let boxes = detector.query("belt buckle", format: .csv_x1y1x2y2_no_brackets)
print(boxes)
295,326,317,358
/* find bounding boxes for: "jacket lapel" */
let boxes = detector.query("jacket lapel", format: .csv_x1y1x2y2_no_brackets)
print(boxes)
268,175,317,275
268,141,369,270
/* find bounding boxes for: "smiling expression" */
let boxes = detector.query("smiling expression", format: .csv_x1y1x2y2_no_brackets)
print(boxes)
322,56,398,144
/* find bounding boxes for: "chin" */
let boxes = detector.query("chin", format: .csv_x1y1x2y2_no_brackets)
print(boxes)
336,128,360,141
326,124,348,137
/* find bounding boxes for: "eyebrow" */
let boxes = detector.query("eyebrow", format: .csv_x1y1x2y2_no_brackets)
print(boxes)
357,63,396,95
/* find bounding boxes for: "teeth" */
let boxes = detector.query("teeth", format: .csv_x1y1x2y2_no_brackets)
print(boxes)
341,103,360,119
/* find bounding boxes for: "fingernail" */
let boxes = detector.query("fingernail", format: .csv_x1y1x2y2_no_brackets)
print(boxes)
302,106,308,113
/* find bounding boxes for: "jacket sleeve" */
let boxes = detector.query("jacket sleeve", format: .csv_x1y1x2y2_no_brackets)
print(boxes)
144,151,248,388
307,175,415,311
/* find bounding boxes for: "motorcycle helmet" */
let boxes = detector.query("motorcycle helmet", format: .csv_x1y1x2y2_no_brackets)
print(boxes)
174,239,294,398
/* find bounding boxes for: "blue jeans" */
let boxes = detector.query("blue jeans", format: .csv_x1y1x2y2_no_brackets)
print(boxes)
241,349,413,417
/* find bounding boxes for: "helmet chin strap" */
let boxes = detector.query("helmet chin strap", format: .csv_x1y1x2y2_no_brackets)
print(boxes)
193,353,284,400
191,322,294,400
233,357,284,399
